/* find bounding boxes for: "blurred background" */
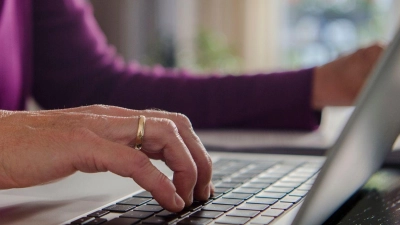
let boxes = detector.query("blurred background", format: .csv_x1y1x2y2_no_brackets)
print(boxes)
90,0,400,75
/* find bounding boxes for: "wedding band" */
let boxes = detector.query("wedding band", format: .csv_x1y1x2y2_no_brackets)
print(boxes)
135,115,146,150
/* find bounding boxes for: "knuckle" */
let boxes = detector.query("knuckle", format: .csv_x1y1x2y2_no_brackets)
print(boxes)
132,151,152,172
88,104,111,112
174,113,192,129
161,118,179,135
67,127,98,142
144,108,164,114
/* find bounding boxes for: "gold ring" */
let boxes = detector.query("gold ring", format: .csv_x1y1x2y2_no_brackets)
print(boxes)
135,115,146,150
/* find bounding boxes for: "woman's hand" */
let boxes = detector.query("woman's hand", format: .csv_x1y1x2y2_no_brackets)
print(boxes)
312,44,384,109
0,105,213,212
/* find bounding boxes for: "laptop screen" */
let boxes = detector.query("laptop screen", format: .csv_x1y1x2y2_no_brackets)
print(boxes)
293,27,400,225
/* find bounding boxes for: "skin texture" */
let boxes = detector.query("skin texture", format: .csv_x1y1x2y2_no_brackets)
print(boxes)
0,105,213,212
312,44,384,109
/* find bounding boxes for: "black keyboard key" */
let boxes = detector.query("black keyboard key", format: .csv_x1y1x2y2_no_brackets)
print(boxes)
120,210,154,219
250,178,277,184
142,216,176,224
214,187,233,193
155,210,178,218
134,205,163,212
288,172,314,178
103,218,140,225
176,209,193,219
213,171,234,176
236,204,269,211
212,175,225,180
215,182,240,189
242,183,270,189
270,202,293,210
246,198,278,205
203,199,214,205
185,201,204,211
297,184,313,191
236,172,258,178
86,218,107,225
103,205,135,213
280,196,301,203
255,192,286,199
289,190,308,197
203,204,234,212
231,174,255,179
223,193,253,200
177,217,213,225
88,210,109,218
224,177,249,183
117,197,151,206
258,173,285,179
133,191,153,198
269,165,297,172
233,187,262,194
264,187,293,193
281,177,308,183
71,217,94,224
273,181,301,188
294,167,319,173
211,192,224,199
249,216,274,224
226,209,259,218
190,210,224,219
261,209,284,217
213,198,244,206
221,180,242,185
245,169,267,174
215,215,250,225
147,199,160,205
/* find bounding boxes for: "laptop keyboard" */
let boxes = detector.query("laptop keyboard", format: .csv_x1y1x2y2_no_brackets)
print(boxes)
67,159,322,225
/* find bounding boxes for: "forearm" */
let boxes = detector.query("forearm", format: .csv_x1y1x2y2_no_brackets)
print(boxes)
34,61,320,129
32,0,320,130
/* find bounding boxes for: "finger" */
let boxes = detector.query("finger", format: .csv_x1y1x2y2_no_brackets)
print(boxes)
141,118,198,206
71,130,186,212
162,113,212,201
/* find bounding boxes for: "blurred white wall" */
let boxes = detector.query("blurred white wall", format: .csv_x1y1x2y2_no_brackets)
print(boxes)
90,0,398,73
90,0,284,73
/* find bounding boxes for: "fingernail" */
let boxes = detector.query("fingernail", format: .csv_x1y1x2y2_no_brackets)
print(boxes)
174,193,185,209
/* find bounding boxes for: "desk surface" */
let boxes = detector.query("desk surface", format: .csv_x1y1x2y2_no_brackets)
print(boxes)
197,107,353,149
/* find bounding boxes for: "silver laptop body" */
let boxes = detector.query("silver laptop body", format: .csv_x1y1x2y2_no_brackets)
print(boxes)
292,26,400,225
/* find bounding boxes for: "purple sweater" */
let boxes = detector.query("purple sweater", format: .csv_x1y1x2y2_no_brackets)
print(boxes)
0,0,320,129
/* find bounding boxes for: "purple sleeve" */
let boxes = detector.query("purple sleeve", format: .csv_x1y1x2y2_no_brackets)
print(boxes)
32,0,320,130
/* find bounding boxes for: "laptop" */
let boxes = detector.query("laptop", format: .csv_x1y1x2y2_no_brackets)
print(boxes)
1,28,400,225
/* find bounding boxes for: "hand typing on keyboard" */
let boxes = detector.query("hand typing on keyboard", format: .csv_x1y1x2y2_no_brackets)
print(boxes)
0,105,213,212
